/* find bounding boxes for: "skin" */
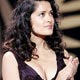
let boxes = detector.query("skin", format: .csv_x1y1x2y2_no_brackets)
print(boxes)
2,1,79,80
30,1,54,37
56,50,79,80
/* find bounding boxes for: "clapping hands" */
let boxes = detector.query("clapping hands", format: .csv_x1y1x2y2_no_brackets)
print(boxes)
56,56,79,80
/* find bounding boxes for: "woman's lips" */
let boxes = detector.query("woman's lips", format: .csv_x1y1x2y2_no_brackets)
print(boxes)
46,25,53,29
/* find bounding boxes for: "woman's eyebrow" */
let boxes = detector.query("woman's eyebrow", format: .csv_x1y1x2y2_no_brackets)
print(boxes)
38,9,53,13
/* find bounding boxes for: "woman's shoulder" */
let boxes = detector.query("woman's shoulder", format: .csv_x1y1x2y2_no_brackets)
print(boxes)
2,52,20,80
2,51,18,67
2,51,16,59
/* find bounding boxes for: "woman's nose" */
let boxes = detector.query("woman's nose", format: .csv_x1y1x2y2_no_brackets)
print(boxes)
45,14,53,23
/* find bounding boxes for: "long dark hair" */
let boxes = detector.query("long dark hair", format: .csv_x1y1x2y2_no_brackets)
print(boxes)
2,0,66,61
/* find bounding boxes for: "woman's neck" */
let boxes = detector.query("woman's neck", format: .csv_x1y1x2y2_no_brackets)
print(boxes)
31,33,54,58
31,33,48,50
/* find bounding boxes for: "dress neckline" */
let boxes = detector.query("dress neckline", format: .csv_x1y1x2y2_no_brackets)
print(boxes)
12,50,65,80
23,60,58,80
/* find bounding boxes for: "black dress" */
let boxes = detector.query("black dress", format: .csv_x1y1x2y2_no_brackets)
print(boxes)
14,52,66,80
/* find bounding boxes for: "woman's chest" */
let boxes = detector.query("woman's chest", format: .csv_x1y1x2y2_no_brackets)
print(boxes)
37,59,57,80
24,56,57,80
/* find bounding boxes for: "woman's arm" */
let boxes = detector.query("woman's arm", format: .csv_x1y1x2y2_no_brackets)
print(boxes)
64,50,79,80
2,51,20,80
56,49,79,80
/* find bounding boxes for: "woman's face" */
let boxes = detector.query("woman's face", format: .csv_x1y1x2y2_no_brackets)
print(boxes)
30,1,54,37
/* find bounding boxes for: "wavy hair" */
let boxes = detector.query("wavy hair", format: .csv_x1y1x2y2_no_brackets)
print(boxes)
2,0,66,61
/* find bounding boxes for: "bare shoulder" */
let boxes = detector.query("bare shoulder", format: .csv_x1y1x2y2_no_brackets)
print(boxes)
2,51,20,80
2,51,18,67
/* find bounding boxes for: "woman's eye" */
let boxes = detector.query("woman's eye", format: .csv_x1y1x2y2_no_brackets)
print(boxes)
39,13,45,17
50,11,53,15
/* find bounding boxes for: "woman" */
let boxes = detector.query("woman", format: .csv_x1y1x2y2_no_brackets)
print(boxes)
2,0,79,80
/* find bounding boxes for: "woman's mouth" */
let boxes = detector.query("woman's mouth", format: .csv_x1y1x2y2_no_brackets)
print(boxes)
46,25,53,29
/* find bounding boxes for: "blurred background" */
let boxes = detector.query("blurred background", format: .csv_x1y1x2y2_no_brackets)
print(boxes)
0,0,80,80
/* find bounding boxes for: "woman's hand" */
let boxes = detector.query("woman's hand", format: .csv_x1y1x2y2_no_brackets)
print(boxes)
56,56,79,80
